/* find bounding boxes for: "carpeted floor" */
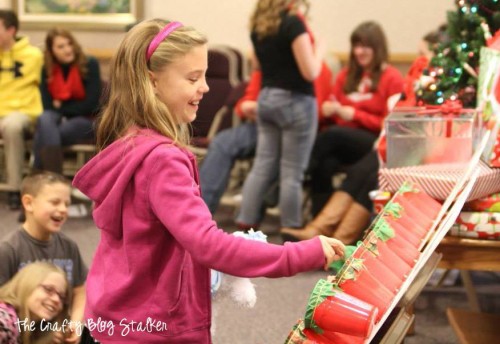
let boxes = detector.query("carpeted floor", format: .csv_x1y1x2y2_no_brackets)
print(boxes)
1,197,499,343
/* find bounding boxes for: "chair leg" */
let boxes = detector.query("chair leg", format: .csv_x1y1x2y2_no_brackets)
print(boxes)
460,270,481,312
40,146,63,174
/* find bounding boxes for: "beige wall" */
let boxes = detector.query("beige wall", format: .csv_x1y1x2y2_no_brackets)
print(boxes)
1,0,454,56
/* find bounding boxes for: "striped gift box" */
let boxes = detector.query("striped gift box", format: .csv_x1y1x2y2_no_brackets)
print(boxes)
450,211,500,240
379,160,500,201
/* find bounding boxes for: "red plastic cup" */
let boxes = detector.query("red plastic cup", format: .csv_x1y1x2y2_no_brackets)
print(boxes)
303,328,364,344
383,215,425,246
352,245,403,293
391,195,433,233
384,235,420,267
371,220,420,267
365,234,412,280
386,211,428,244
312,291,378,337
400,185,442,218
284,320,308,344
337,264,395,322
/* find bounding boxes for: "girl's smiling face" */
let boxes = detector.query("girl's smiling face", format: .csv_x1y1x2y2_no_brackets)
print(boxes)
150,44,210,124
353,43,374,69
51,35,76,64
27,272,67,321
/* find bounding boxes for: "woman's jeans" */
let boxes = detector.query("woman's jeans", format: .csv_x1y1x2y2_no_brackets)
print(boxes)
200,122,257,214
33,110,94,169
237,87,317,228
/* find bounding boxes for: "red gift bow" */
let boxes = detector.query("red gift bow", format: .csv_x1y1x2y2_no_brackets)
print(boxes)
415,99,467,137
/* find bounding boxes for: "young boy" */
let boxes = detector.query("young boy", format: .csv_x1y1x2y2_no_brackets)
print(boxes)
0,171,87,342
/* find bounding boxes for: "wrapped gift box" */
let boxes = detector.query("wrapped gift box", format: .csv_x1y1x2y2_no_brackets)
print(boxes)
450,211,500,240
385,108,480,168
378,160,500,201
464,192,500,212
477,46,500,167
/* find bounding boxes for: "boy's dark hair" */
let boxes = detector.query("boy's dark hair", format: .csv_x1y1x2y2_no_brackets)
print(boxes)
21,171,70,197
0,10,19,33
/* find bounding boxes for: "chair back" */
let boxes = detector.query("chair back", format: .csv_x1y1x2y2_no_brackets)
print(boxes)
191,46,242,139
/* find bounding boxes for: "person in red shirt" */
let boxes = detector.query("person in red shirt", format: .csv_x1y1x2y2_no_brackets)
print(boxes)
282,21,404,244
397,25,447,107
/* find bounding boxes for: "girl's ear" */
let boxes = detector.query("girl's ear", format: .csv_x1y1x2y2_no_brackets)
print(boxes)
148,71,158,94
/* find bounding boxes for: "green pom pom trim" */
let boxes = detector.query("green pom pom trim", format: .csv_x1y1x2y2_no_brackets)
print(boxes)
373,217,395,241
328,245,357,272
304,279,336,334
284,319,307,343
399,181,418,194
385,202,403,218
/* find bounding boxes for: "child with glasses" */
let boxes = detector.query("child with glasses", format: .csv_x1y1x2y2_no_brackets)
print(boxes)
0,171,87,343
0,261,69,343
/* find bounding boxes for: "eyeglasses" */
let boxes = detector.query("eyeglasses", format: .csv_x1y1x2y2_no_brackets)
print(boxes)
39,284,67,303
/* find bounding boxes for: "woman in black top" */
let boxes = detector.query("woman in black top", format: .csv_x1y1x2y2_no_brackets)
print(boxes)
236,0,324,231
34,27,101,173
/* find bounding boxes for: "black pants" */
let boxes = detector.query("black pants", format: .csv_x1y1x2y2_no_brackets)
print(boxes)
308,126,378,213
341,150,379,211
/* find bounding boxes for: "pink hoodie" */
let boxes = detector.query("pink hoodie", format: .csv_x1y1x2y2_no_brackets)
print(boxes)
73,128,324,343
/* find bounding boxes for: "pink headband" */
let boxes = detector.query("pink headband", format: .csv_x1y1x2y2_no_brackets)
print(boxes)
146,21,183,61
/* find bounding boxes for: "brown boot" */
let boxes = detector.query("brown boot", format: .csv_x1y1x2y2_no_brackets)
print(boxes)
40,146,63,174
280,191,353,241
332,202,371,245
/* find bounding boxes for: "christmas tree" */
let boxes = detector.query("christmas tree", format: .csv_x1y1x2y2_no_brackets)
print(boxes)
417,0,500,107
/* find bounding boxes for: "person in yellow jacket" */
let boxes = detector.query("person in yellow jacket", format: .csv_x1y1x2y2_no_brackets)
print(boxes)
0,10,42,210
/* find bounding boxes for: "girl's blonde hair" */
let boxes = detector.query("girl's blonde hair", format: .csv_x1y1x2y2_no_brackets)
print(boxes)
0,262,70,344
250,0,310,40
96,19,208,151
44,27,88,78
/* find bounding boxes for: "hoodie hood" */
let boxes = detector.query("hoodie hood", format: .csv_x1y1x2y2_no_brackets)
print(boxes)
73,128,189,238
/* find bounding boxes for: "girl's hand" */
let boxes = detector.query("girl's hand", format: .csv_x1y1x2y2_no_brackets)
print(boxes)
240,100,258,121
336,105,355,121
64,329,80,344
53,99,62,109
321,100,340,117
52,330,65,344
318,235,345,271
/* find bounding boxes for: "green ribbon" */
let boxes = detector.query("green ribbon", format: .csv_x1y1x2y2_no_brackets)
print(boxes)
399,181,416,194
304,279,337,334
363,234,380,256
328,245,357,272
384,202,403,218
336,256,366,283
372,217,396,242
283,319,307,343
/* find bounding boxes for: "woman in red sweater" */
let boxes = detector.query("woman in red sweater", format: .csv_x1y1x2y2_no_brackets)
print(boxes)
282,21,404,243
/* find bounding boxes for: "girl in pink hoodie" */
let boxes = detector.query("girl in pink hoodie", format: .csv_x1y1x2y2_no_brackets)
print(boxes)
73,18,345,343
